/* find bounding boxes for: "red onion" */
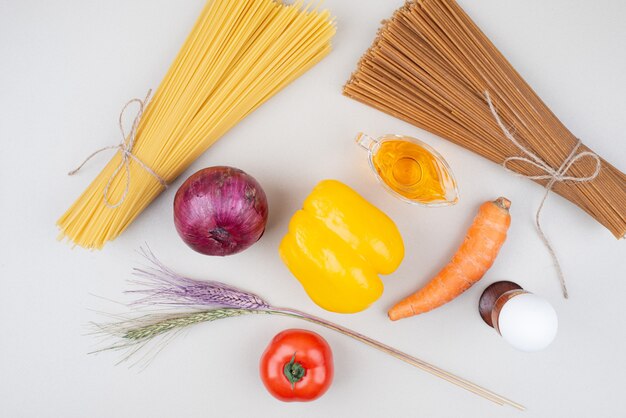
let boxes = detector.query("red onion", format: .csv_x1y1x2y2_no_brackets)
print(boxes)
174,166,269,256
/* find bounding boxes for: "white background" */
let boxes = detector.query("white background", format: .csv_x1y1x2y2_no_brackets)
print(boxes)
1,0,625,417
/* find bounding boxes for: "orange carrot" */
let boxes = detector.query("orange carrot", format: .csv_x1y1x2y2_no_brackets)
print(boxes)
389,197,511,321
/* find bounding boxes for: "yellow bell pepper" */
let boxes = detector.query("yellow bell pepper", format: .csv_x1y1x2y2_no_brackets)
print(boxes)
279,180,404,313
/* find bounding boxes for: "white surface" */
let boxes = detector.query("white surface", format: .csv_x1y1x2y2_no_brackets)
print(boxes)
499,293,559,352
1,0,625,417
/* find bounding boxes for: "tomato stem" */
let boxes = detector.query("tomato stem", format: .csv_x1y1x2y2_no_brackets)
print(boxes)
283,352,306,390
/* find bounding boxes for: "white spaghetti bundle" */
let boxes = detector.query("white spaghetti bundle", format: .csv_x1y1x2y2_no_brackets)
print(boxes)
59,0,335,249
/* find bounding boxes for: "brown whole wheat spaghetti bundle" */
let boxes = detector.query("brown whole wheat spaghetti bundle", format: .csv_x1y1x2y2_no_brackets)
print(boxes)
58,0,335,249
343,0,626,244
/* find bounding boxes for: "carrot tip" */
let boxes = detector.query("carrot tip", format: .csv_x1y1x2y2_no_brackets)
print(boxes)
388,304,416,321
494,197,511,210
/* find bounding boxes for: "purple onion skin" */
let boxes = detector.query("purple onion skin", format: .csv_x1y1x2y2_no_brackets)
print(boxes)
174,166,269,256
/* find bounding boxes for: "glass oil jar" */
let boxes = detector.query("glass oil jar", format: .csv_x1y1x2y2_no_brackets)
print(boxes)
356,133,459,207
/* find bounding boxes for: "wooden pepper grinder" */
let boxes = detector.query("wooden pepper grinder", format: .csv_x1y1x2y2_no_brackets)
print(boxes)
479,281,558,352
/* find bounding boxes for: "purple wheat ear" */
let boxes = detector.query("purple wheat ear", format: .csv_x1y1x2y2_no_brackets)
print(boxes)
127,246,271,310
93,246,523,411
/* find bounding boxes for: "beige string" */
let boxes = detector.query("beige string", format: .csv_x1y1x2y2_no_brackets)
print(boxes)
485,91,601,298
68,90,168,208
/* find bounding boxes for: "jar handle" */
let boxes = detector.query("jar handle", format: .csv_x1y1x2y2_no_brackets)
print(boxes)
355,132,378,151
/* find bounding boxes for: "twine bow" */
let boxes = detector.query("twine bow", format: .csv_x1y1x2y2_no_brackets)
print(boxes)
68,90,168,208
485,91,601,298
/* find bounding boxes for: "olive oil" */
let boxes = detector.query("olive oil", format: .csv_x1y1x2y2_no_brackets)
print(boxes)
357,133,458,206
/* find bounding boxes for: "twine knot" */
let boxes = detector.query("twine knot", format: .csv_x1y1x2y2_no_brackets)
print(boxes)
485,91,601,298
68,90,168,208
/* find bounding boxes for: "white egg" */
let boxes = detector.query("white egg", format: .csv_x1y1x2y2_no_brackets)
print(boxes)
498,293,558,352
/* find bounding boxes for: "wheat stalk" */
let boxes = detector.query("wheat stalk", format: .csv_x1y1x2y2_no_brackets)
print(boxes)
93,248,524,410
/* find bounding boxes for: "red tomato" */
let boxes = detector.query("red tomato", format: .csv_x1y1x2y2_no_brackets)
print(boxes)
259,329,334,402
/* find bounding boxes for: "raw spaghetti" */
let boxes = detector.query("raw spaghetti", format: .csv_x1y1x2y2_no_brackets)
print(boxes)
343,0,626,239
58,0,335,249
